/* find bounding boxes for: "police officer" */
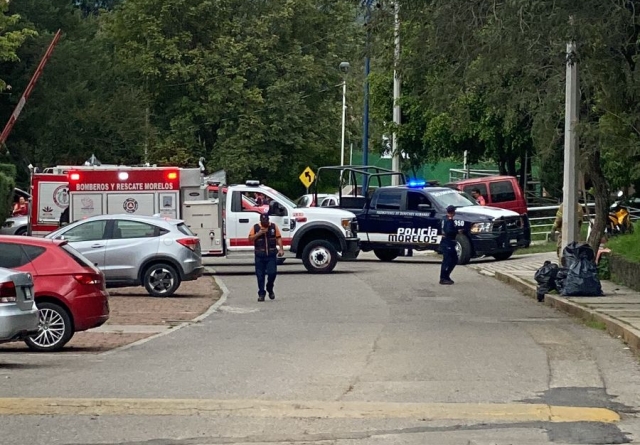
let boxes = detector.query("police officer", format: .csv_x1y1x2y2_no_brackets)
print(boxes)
248,213,284,301
440,205,459,285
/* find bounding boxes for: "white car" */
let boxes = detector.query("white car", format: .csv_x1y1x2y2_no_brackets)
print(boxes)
296,194,331,207
0,215,28,236
0,267,39,344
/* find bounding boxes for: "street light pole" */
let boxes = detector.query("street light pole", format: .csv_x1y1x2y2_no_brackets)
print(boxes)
341,78,347,166
339,62,350,167
391,1,401,185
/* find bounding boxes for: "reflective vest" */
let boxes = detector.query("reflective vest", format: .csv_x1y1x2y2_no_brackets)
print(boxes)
254,223,278,255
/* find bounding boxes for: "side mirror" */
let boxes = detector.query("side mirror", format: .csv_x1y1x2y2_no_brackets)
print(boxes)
269,201,286,217
417,204,432,212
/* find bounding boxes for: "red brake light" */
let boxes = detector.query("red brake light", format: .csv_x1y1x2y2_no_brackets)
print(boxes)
177,237,199,251
166,171,178,180
0,281,17,303
74,274,102,285
70,173,80,181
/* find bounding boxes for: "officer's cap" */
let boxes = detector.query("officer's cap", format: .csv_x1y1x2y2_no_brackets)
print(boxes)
446,205,456,213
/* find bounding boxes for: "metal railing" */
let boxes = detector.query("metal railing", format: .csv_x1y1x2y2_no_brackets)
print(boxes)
449,168,500,182
527,203,640,242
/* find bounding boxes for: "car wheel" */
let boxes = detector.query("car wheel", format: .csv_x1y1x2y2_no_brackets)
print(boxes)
25,302,74,352
493,251,514,261
455,234,473,265
14,227,27,236
373,248,400,262
143,263,181,297
302,240,338,274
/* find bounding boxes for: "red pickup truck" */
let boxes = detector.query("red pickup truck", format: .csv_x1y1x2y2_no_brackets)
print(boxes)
446,176,528,215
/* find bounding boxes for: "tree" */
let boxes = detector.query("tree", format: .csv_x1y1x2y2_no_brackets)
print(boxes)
0,1,37,91
106,0,363,197
0,0,149,184
0,163,16,225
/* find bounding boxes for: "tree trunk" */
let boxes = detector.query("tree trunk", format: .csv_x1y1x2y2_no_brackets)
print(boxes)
585,149,609,253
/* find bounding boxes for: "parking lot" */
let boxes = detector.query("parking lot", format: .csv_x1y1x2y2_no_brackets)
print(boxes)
0,276,221,354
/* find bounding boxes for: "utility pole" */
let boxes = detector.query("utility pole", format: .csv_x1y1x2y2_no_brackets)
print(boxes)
562,41,579,251
339,62,350,167
391,1,401,185
362,1,373,167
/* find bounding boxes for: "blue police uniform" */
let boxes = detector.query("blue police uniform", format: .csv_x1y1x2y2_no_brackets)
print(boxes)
440,208,458,284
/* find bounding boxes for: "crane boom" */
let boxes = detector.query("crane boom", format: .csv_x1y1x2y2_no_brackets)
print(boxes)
0,29,62,145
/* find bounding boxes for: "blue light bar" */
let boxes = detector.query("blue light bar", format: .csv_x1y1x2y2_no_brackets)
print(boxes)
407,180,426,188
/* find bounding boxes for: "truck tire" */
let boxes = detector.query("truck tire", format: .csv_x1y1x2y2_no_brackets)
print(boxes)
492,251,514,261
455,234,472,265
302,240,338,274
373,249,400,262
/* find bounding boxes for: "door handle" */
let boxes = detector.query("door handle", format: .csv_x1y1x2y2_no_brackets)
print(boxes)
91,244,105,249
239,219,249,223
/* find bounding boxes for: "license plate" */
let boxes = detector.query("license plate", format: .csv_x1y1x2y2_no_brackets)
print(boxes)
24,287,32,300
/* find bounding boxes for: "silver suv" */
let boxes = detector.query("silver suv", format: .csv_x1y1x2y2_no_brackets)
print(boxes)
46,214,203,297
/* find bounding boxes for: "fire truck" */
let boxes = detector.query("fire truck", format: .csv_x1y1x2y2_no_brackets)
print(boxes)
28,164,360,273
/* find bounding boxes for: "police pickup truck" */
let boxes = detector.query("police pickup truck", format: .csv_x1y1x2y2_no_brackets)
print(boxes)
339,181,531,264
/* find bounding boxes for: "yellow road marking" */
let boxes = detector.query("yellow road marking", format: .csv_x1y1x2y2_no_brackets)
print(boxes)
0,398,620,423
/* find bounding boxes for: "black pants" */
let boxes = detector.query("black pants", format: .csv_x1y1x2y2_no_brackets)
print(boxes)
440,242,458,281
255,254,277,296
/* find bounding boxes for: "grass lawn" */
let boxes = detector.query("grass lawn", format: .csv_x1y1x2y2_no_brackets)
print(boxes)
514,242,556,255
606,223,640,263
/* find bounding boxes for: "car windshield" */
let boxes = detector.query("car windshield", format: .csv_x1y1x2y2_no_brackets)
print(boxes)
429,189,477,208
262,187,298,208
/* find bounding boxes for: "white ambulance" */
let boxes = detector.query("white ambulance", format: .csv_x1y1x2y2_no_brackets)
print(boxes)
31,165,360,274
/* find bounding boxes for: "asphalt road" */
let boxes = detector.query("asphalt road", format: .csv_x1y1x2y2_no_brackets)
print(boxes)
2,253,640,444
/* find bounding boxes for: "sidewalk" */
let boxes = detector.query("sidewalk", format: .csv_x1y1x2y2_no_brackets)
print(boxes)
469,252,640,355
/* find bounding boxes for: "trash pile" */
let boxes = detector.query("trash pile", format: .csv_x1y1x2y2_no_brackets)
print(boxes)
534,242,604,302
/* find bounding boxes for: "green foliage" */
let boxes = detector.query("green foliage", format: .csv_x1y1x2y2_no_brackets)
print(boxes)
0,163,16,224
104,0,361,197
0,2,37,91
597,254,611,280
606,224,640,264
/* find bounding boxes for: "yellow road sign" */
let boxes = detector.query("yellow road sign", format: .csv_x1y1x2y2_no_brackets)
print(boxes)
299,166,316,188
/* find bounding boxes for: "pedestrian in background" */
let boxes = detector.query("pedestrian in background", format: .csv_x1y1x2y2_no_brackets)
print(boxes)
439,205,460,285
248,213,284,301
471,188,486,206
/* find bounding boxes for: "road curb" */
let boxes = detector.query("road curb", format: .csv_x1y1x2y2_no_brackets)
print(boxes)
98,276,229,357
493,271,640,355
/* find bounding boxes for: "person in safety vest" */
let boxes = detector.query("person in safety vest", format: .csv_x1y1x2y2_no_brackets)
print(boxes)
248,213,284,301
439,205,461,285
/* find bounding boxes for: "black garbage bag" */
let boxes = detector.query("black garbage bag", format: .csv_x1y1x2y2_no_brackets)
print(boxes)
561,257,604,297
562,242,595,269
555,268,569,294
534,261,559,302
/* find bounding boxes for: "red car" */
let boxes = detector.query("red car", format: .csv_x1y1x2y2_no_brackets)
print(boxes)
0,235,109,352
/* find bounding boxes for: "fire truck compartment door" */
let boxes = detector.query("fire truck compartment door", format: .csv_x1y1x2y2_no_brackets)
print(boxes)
71,194,104,221
182,201,222,254
107,193,156,216
37,181,69,224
